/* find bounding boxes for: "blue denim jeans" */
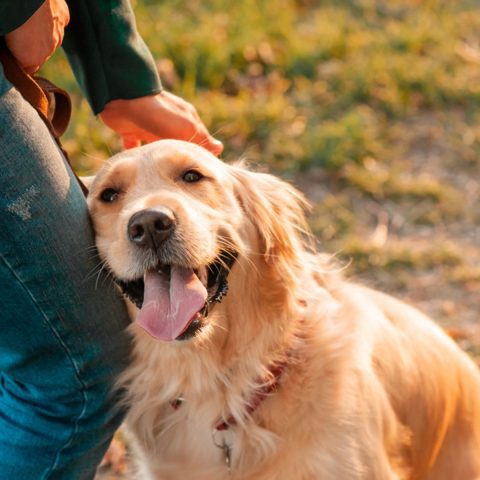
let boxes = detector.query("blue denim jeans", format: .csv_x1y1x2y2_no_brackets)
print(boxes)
0,65,131,478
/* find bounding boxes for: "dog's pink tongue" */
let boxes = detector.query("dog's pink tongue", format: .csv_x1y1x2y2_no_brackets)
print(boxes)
136,267,207,341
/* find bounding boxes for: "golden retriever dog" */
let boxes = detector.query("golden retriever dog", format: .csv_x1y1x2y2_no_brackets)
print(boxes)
86,140,480,480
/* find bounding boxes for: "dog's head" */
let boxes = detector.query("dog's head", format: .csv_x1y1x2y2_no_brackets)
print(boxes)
87,140,310,342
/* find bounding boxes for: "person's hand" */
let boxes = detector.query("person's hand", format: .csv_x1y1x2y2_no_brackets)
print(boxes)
5,0,70,74
99,91,223,155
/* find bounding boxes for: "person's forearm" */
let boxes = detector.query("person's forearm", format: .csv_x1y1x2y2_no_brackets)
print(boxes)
62,0,161,114
4,0,70,74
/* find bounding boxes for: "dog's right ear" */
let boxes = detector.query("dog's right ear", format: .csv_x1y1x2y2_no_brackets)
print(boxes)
79,175,95,192
230,165,311,264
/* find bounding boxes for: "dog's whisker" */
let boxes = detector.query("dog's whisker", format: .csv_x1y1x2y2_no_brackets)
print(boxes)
78,149,105,164
82,244,101,253
96,262,115,290
211,318,229,335
187,130,210,148
83,255,116,291
72,245,102,262
94,264,106,290
208,125,227,139
84,260,108,282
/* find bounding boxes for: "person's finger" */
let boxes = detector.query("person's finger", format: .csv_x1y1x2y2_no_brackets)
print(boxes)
123,135,141,150
207,138,224,156
24,65,41,75
190,129,224,156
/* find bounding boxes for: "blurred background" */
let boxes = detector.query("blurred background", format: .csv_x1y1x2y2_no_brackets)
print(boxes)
39,0,480,475
43,0,479,355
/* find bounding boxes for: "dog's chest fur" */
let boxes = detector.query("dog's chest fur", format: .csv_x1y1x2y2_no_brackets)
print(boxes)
122,327,283,480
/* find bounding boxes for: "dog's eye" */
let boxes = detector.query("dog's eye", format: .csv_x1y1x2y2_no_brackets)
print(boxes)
182,170,203,183
100,188,120,203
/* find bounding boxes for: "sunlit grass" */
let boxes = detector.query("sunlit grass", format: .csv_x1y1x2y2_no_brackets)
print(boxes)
41,0,480,169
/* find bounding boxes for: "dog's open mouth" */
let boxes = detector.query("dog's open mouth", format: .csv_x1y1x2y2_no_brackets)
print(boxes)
115,251,237,341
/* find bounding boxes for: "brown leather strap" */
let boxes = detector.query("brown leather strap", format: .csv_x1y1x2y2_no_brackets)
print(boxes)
36,77,72,138
0,42,50,119
0,39,88,196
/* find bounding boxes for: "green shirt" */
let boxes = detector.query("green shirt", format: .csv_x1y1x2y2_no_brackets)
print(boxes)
0,1,44,34
0,0,162,114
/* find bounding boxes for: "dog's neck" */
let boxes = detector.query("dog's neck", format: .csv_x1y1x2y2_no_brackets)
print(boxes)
171,345,294,429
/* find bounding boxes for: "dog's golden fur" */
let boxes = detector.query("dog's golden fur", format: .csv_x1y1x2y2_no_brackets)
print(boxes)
87,140,480,480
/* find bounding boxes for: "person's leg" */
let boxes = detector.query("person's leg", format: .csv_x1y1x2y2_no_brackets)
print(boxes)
0,65,131,479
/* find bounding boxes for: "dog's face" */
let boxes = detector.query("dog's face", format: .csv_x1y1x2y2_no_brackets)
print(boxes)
87,140,247,341
87,140,307,342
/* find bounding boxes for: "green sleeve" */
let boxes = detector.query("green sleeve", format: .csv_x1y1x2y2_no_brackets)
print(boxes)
0,1,44,35
62,0,162,114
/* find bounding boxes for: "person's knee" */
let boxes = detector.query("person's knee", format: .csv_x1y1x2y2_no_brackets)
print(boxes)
1,366,127,429
0,373,125,478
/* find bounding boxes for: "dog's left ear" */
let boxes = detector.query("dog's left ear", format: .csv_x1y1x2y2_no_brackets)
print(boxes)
231,165,311,262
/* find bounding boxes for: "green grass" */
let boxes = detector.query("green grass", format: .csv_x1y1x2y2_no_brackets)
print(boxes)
41,0,480,330
41,0,480,170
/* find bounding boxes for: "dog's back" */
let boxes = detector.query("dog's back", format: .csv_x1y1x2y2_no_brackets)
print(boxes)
353,285,480,478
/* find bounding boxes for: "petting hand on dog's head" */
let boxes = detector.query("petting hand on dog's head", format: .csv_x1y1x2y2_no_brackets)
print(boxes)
99,91,224,155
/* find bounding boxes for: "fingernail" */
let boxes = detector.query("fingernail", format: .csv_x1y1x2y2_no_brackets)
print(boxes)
212,139,224,154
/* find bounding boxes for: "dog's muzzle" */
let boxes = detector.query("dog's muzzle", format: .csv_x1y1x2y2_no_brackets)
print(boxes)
114,246,237,341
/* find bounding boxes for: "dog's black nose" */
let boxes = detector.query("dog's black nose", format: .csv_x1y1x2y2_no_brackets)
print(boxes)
128,209,176,249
